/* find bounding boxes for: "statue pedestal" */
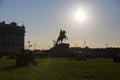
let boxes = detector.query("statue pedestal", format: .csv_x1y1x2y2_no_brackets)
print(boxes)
50,43,70,57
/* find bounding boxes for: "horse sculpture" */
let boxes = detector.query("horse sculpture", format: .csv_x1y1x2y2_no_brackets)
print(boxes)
56,29,68,45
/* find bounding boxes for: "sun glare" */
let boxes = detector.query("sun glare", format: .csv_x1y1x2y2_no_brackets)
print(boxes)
74,8,86,22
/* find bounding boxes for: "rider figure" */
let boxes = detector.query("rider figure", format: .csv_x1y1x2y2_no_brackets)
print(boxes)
56,29,68,45
60,29,62,36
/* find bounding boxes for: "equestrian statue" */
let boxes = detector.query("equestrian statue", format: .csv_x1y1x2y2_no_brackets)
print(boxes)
55,29,68,45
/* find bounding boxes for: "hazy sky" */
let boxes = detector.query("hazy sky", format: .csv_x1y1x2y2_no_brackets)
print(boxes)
0,0,120,49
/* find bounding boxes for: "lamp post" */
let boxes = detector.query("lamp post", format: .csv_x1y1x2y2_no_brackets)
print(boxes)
105,43,108,48
34,43,37,50
83,41,86,48
28,41,32,50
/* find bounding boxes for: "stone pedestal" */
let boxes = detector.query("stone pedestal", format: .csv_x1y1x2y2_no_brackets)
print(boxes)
50,43,70,57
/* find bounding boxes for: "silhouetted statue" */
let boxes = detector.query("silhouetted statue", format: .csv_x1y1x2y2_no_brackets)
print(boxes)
50,29,70,57
56,29,68,45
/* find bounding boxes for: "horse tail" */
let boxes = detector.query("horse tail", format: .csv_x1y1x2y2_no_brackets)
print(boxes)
64,36,68,40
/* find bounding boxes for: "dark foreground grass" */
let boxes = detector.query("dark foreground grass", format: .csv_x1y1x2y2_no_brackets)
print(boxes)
0,57,120,80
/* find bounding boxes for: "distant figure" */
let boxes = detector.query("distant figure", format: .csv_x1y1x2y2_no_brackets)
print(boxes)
16,48,37,66
0,53,3,59
56,29,68,45
16,48,25,66
113,53,120,63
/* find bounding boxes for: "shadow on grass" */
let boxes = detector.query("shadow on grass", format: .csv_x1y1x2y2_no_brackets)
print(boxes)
0,65,23,71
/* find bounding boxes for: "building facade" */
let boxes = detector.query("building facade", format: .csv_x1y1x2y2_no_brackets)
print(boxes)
0,21,25,54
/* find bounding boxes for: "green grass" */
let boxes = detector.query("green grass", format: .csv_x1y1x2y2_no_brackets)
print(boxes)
0,57,120,80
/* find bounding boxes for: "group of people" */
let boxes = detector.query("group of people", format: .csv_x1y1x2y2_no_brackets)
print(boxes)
16,48,37,66
113,53,120,63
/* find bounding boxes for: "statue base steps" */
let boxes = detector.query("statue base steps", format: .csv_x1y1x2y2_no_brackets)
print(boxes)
49,43,70,57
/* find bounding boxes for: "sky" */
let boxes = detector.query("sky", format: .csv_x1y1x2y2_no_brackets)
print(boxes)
0,0,120,49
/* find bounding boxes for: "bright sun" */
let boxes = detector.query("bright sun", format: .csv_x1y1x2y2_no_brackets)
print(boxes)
74,8,86,22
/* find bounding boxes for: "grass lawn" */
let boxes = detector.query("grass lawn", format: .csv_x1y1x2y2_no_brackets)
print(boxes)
0,57,120,80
